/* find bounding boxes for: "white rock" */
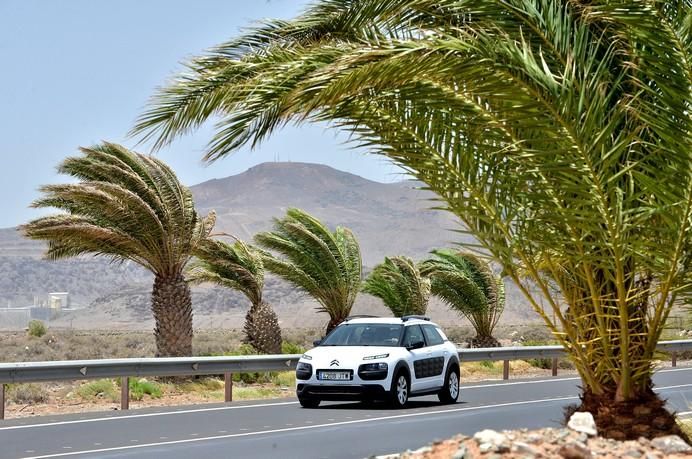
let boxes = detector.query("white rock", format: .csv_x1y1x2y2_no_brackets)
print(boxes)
568,411,598,436
473,429,508,447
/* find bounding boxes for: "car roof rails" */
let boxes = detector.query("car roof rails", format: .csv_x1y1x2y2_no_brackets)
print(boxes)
344,314,380,321
401,315,431,322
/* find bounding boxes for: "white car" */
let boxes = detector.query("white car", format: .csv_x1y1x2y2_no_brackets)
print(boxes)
295,316,460,408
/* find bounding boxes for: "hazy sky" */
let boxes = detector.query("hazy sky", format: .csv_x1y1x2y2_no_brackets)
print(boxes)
0,0,402,228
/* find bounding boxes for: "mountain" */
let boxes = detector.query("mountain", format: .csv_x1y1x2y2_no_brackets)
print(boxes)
0,162,538,329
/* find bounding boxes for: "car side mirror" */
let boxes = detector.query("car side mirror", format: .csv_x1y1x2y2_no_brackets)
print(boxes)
407,340,425,350
313,339,322,346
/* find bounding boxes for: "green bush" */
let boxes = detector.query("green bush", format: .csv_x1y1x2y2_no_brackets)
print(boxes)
7,383,49,404
27,320,47,338
129,379,162,401
479,360,495,369
522,340,555,369
281,341,306,354
76,379,118,402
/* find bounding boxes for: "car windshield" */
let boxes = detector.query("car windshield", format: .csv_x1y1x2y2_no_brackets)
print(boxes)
319,323,403,347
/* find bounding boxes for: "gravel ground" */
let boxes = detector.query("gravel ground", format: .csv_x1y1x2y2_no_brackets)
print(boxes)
375,425,692,458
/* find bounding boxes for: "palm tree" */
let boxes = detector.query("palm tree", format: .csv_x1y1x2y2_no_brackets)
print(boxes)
254,208,361,334
362,256,430,317
187,238,282,354
22,143,215,357
131,0,692,440
421,250,504,348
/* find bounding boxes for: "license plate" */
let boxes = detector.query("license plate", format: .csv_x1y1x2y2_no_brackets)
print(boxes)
319,371,351,381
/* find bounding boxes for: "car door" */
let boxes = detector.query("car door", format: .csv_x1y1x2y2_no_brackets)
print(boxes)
402,324,436,392
421,324,448,388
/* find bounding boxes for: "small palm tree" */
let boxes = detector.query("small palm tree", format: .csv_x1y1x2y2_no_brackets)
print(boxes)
421,250,504,348
362,256,430,317
22,143,215,357
187,238,282,354
254,208,362,334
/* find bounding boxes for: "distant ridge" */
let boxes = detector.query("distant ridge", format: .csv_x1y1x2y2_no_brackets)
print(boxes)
0,162,538,329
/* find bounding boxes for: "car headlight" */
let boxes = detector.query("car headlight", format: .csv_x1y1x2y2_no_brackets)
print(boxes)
363,353,389,360
296,362,313,380
296,362,312,371
361,362,388,371
301,354,313,360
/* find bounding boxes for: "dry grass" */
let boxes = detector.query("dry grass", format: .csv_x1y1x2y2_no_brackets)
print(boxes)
461,359,536,380
679,418,692,439
7,383,49,404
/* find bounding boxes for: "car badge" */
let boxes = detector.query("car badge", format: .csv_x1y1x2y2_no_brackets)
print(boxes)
330,359,339,367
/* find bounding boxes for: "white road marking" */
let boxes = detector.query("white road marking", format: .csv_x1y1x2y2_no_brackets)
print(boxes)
461,366,692,390
19,395,580,459
658,384,692,390
0,401,298,431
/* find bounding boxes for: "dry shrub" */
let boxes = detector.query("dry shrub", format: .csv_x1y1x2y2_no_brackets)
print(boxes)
8,384,49,404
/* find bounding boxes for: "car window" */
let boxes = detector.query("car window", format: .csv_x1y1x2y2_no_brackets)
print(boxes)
422,325,444,346
402,325,425,348
320,324,403,346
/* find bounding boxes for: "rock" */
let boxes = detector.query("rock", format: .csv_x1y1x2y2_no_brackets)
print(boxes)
473,429,508,452
527,433,544,443
479,443,493,453
558,441,593,459
650,435,692,454
567,412,598,436
513,441,539,455
623,449,642,458
410,446,432,455
451,446,467,459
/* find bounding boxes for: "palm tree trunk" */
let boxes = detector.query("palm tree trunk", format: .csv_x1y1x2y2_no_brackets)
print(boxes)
151,272,193,357
243,301,282,354
326,316,344,335
469,334,500,348
568,382,689,442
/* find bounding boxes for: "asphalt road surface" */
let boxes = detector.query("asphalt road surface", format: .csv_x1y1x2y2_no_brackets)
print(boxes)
1,367,691,459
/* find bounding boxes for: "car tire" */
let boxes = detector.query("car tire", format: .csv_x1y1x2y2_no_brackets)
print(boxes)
299,398,320,408
438,365,460,404
389,371,409,408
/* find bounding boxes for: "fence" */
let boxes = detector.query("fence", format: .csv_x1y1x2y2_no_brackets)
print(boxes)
0,340,690,420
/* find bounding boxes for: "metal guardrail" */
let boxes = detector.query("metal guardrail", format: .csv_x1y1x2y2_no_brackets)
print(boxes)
0,340,690,420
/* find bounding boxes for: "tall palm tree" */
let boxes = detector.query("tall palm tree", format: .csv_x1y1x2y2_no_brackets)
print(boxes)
187,238,282,354
131,0,692,440
23,143,215,357
254,208,362,334
362,256,430,317
421,250,504,348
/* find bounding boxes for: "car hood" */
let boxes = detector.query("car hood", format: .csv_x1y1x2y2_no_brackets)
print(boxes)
303,346,396,368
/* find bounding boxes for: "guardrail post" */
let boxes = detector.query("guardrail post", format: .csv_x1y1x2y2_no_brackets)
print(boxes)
121,377,129,411
672,351,677,368
552,358,558,377
1,383,5,420
224,373,233,402
503,360,510,380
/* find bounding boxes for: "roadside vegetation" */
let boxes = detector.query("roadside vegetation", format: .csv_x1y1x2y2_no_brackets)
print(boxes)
27,320,47,338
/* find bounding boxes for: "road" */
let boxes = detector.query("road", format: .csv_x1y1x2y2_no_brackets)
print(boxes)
1,367,691,459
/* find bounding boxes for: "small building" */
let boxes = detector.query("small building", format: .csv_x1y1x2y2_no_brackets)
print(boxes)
49,292,69,310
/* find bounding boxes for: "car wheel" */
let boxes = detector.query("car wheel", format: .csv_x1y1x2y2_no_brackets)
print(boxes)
299,398,320,408
438,366,460,404
389,371,409,408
